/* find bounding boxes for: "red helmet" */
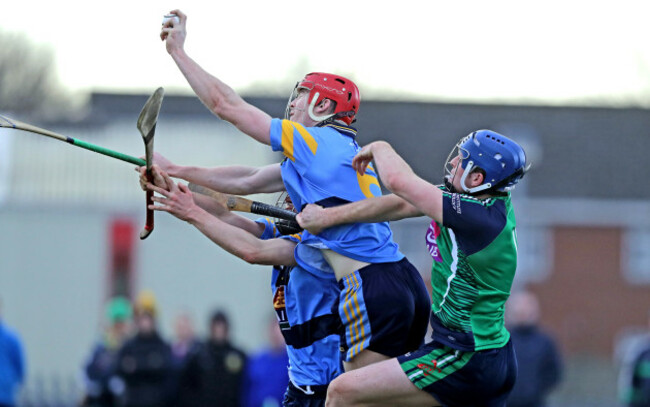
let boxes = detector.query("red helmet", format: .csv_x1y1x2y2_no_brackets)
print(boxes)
287,72,360,125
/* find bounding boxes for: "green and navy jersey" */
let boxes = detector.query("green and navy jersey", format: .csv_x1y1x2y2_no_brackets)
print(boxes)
269,118,404,276
426,189,518,352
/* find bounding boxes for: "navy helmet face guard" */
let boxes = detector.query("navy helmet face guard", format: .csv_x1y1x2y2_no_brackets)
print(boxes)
444,130,529,194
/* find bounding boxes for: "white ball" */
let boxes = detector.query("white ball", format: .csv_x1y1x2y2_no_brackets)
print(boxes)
162,14,180,26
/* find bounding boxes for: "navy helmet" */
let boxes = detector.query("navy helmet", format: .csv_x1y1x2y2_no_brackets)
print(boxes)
445,130,529,194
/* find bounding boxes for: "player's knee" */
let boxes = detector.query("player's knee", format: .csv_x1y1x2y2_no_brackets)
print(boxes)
326,375,358,406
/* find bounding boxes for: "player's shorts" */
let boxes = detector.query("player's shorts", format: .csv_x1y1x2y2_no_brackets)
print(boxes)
282,381,328,407
397,339,517,407
337,257,431,362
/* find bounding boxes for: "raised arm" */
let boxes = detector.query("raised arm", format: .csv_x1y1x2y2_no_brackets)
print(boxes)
147,167,296,266
353,141,444,223
161,10,272,145
297,194,422,234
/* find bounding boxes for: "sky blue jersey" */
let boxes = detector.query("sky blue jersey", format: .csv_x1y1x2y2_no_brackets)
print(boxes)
257,218,341,386
269,118,404,275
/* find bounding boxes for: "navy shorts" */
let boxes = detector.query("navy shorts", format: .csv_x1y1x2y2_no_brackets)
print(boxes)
398,339,517,407
337,257,431,362
282,382,327,407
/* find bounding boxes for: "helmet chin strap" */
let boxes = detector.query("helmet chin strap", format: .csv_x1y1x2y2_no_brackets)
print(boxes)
307,92,335,123
444,178,457,193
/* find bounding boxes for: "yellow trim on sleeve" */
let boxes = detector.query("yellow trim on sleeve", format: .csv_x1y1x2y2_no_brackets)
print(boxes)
291,122,318,155
281,120,295,161
280,121,319,161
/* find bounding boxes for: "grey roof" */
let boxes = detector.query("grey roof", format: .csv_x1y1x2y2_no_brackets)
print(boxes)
2,92,646,206
116,92,645,201
350,100,649,200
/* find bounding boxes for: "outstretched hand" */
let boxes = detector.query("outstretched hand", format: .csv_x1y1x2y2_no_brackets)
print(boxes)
160,9,187,55
296,204,327,235
144,167,197,223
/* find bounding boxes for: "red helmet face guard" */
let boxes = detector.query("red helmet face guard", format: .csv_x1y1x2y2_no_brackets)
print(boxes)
285,72,360,125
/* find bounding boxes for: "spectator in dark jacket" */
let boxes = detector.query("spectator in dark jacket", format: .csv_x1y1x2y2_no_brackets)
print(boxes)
178,310,247,407
506,290,563,407
81,296,132,407
114,291,173,407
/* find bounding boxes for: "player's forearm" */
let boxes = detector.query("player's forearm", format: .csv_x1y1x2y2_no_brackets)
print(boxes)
328,194,422,224
192,193,264,236
172,164,284,195
187,207,295,266
370,141,444,222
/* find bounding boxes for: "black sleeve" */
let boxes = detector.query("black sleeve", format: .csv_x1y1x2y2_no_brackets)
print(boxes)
442,193,507,255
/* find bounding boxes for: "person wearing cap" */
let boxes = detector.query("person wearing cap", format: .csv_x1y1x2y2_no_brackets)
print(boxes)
81,296,132,407
113,291,173,407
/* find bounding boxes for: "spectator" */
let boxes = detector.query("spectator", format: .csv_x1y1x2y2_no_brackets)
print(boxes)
242,316,289,407
81,296,132,407
169,311,201,407
114,290,173,407
170,312,200,367
619,309,650,407
0,297,26,407
179,310,247,407
506,290,563,407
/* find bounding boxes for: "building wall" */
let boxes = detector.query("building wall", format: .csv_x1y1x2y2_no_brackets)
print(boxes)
529,226,650,356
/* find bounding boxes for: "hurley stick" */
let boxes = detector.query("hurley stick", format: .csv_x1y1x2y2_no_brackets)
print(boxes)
0,115,146,166
136,87,165,240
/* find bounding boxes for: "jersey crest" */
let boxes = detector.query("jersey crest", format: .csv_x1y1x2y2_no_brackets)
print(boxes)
426,220,443,262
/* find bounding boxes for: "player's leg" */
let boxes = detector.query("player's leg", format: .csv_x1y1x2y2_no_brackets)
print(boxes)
342,349,389,371
326,358,440,407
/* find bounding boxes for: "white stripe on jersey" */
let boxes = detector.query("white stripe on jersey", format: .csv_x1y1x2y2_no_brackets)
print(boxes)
438,229,459,310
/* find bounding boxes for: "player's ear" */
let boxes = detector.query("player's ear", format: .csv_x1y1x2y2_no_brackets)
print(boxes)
316,98,335,114
468,169,485,187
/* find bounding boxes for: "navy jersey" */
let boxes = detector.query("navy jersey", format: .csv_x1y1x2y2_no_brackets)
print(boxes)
257,218,341,386
269,118,404,276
